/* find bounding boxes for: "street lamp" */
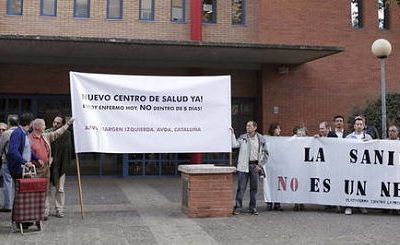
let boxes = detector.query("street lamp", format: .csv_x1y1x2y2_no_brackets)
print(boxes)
371,39,392,139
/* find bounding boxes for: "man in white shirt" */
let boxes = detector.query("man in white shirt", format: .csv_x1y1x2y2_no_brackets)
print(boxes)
344,116,372,215
346,116,372,141
328,115,349,138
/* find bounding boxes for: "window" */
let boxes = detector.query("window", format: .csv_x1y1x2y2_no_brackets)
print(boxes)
350,0,362,28
232,0,245,24
203,0,216,23
107,0,123,19
378,0,389,30
171,0,185,22
7,0,23,15
139,0,154,21
40,0,57,16
74,0,90,18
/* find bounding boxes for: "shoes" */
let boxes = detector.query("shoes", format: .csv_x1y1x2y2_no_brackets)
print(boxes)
345,208,352,215
249,209,259,215
44,216,48,221
294,204,305,211
232,209,240,215
0,208,11,212
274,204,283,211
266,203,273,211
360,208,368,214
55,211,64,218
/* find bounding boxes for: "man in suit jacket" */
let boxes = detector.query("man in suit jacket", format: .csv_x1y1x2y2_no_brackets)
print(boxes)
327,115,350,138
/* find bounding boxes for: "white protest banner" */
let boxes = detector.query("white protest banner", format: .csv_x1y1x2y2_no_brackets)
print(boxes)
70,72,231,153
264,136,400,209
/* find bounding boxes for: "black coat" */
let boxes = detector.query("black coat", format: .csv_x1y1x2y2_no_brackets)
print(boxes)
327,129,350,138
46,128,72,187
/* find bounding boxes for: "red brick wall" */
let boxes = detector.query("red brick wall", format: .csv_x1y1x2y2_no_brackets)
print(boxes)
1,0,400,136
181,172,233,218
0,0,256,42
258,0,400,135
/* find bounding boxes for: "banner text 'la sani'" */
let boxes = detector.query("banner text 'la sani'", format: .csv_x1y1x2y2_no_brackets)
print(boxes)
264,137,400,209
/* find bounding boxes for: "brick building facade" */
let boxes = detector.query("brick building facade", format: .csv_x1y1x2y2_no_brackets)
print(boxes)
0,0,399,175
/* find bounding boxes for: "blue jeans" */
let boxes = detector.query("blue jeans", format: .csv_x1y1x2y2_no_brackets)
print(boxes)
1,163,13,209
234,164,259,211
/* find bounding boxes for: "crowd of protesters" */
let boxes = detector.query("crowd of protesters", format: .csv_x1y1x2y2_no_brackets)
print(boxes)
231,114,400,216
0,113,73,231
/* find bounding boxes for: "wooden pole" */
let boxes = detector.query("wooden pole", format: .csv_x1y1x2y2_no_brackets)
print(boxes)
75,153,85,219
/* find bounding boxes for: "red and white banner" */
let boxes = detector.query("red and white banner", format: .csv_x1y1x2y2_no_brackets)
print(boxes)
70,72,231,153
264,136,400,209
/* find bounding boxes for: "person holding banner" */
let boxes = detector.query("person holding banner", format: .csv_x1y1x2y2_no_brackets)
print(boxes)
344,116,371,215
327,115,349,138
293,126,307,211
315,121,330,138
28,117,74,220
266,123,283,211
345,116,372,141
231,121,268,215
388,125,399,140
45,116,73,218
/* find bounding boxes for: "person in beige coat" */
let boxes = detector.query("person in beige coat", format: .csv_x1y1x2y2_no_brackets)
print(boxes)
28,118,74,219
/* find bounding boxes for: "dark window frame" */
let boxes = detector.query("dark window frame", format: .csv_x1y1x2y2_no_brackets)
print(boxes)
40,0,57,16
74,0,90,18
107,0,123,19
202,0,217,23
139,0,155,21
171,0,185,23
378,0,390,30
232,0,245,25
350,0,363,28
6,0,23,16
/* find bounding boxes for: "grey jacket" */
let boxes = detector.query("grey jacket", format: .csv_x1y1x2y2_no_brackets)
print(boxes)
0,126,18,164
231,132,268,173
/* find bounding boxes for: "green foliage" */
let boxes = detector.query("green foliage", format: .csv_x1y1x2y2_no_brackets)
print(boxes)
348,93,400,137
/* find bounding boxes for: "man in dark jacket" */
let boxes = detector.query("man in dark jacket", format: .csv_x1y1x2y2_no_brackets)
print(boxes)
327,115,350,138
46,115,72,218
6,112,37,230
7,113,37,179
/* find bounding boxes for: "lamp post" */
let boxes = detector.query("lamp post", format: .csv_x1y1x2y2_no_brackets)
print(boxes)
371,39,392,139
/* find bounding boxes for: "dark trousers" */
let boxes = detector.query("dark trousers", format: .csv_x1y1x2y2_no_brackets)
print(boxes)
234,164,259,211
